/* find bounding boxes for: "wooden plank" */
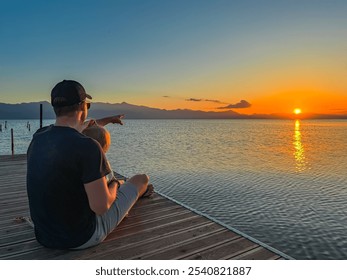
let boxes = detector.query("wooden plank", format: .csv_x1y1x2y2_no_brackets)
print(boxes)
131,198,171,209
84,223,225,260
0,218,33,230
0,156,26,160
5,246,68,260
116,208,191,230
183,237,259,260
0,185,26,191
0,223,33,238
126,204,184,219
0,168,26,174
0,162,26,168
0,197,29,206
13,219,214,260
107,212,198,238
0,231,36,248
0,192,28,200
0,211,30,225
0,179,26,185
0,199,29,207
0,205,30,215
0,239,42,259
231,246,280,260
134,230,240,260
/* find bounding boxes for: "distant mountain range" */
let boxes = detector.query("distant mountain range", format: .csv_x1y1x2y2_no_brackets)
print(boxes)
0,101,244,119
0,101,346,119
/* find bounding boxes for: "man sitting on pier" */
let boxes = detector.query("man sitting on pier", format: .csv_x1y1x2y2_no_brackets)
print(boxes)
26,80,149,249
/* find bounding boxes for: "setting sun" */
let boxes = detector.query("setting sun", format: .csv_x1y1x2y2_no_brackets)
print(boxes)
294,108,302,115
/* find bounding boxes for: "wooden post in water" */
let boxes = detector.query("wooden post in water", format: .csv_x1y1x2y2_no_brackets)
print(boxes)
40,104,43,128
11,128,14,155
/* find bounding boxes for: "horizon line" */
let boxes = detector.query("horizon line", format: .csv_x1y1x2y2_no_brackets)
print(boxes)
1,101,347,119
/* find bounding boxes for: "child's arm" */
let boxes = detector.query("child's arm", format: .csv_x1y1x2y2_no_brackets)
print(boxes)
80,115,124,132
95,115,125,126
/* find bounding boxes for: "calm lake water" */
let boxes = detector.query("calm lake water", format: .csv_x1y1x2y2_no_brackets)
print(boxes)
1,119,347,259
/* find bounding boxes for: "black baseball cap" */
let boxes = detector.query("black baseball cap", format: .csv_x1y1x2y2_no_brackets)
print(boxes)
51,80,92,107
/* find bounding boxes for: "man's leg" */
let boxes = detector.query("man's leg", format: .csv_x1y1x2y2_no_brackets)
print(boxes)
74,174,149,249
126,174,149,198
99,174,148,233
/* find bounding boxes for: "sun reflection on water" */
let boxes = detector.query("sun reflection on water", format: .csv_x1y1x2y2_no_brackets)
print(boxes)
293,120,307,172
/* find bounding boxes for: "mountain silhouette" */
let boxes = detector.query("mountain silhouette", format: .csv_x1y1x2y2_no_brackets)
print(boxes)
0,101,346,119
0,101,242,119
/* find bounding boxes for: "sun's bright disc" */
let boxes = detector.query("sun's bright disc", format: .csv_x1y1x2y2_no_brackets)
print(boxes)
294,108,302,115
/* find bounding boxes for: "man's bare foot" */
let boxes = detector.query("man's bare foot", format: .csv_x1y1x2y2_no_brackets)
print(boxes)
141,184,154,198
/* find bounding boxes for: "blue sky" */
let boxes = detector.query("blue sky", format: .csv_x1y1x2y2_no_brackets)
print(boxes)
1,0,347,114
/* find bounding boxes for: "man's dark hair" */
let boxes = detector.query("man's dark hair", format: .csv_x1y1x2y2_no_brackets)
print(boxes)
53,103,81,117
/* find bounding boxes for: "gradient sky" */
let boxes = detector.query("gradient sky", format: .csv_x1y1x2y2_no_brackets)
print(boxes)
1,0,347,115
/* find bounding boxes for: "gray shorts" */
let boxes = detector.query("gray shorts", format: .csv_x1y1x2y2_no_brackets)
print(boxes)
73,181,139,249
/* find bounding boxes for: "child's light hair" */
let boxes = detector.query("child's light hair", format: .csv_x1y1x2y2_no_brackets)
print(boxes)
82,125,111,153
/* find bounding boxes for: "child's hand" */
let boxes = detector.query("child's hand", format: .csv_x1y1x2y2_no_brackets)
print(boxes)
110,114,125,125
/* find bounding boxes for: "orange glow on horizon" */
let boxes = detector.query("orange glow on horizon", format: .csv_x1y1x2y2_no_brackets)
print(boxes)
232,91,347,116
100,89,347,116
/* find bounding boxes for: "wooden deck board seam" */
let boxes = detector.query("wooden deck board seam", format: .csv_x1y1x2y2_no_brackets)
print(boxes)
136,233,242,260
116,209,192,230
84,222,221,260
0,244,43,259
181,238,260,260
103,215,204,242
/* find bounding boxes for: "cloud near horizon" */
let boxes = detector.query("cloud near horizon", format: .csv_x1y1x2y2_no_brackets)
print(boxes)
185,98,225,103
217,100,251,109
186,98,202,102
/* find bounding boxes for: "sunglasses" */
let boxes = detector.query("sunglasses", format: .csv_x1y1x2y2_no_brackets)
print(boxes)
79,100,91,110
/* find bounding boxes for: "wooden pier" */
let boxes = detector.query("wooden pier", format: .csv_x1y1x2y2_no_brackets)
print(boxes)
0,155,288,260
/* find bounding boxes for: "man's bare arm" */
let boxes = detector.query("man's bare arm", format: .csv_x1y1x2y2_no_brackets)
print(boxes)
84,177,118,215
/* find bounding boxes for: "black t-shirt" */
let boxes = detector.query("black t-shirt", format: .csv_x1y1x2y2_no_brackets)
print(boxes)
26,125,111,249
